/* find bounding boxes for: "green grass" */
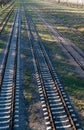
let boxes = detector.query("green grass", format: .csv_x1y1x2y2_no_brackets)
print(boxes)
0,39,3,52
23,68,34,105
23,3,84,127
21,9,35,109
15,0,84,128
0,11,15,53
26,0,84,50
64,76,84,97
21,11,35,129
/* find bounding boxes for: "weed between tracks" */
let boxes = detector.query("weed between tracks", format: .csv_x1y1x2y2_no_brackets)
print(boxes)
21,9,45,129
0,39,3,52
23,68,32,105
21,20,34,129
23,0,84,128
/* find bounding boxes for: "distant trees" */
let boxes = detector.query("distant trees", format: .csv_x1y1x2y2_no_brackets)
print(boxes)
56,0,84,7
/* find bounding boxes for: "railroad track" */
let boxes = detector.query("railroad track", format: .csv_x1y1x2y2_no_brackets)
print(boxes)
0,4,15,34
30,6,84,73
24,5,82,130
0,1,15,17
0,6,20,129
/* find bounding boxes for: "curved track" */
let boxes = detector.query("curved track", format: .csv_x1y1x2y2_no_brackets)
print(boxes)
24,5,82,130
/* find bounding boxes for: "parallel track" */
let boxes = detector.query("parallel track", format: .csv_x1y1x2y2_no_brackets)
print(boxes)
0,1,15,17
60,42,84,71
30,6,84,73
0,6,20,129
24,5,82,130
0,4,15,34
0,2,83,129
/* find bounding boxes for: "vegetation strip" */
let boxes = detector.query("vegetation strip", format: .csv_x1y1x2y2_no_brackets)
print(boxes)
24,0,84,128
23,2,83,129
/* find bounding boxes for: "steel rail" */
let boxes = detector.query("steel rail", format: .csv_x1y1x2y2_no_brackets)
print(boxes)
23,4,82,130
0,10,17,89
30,6,84,72
0,7,20,129
24,11,56,129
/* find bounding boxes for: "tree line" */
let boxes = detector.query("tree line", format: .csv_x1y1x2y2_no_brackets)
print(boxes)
57,0,84,6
